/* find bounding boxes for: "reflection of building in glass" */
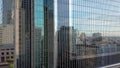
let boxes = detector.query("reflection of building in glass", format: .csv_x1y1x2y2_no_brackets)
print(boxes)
92,33,102,42
80,33,86,42
75,44,98,56
14,0,120,68
58,26,68,68
71,44,98,68
58,26,73,68
15,0,56,68
34,28,44,68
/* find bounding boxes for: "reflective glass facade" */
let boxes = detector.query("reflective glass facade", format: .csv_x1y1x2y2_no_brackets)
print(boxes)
70,0,120,68
34,0,45,68
56,0,120,68
16,0,120,68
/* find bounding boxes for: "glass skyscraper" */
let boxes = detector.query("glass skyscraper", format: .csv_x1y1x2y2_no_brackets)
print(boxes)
15,0,120,68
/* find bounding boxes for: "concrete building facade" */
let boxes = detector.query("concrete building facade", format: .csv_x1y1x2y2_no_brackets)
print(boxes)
0,44,14,63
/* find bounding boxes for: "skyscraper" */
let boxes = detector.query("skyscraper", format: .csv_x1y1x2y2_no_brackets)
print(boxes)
0,25,2,45
15,0,33,68
15,0,120,68
2,0,14,24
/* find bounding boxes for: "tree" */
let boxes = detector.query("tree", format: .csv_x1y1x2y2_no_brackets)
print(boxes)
9,64,14,68
6,58,14,68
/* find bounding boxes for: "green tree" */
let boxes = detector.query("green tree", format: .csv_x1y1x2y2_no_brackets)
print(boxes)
9,64,14,68
6,58,14,68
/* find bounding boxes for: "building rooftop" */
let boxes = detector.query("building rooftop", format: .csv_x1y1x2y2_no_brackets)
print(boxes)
0,44,14,49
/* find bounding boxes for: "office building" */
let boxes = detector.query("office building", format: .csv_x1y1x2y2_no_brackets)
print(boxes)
15,0,33,68
2,24,14,45
0,25,3,45
2,0,14,25
15,0,120,68
0,24,14,45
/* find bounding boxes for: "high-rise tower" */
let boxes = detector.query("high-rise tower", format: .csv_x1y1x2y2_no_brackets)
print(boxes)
15,0,120,68
2,0,14,24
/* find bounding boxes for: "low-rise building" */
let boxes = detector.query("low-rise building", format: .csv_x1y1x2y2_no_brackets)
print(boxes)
0,63,9,68
0,44,14,63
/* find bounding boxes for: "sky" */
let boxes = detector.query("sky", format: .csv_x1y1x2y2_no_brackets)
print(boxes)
0,0,120,36
71,0,120,36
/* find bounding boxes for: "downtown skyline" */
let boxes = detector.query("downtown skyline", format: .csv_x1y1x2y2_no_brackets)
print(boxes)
1,0,120,68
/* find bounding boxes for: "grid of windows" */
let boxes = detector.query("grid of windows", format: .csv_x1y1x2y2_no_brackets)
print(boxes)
56,0,120,68
34,0,45,68
70,0,120,68
15,0,120,68
17,0,32,68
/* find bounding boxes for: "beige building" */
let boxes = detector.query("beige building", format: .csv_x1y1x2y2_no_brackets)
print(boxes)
2,24,14,45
